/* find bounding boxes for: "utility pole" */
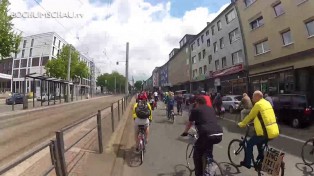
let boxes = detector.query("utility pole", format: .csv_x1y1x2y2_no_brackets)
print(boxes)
125,42,129,95
114,76,116,94
66,45,72,102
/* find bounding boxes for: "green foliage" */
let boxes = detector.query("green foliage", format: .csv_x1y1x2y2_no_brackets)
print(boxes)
45,44,90,80
97,71,126,92
134,81,143,91
0,0,22,59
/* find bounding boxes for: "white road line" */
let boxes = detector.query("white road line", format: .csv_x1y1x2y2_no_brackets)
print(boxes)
221,117,306,144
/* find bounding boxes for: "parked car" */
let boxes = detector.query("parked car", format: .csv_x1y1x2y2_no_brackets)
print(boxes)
222,95,242,113
272,94,312,128
6,93,24,105
37,93,54,102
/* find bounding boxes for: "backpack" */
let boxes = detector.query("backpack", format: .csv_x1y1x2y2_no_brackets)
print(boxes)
135,102,151,119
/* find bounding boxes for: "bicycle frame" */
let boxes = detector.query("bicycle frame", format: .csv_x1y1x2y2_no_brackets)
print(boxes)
138,126,146,150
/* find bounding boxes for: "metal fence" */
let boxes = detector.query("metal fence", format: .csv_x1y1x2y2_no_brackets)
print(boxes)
0,95,133,176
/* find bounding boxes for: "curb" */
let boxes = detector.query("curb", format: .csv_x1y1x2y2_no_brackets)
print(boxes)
109,97,135,176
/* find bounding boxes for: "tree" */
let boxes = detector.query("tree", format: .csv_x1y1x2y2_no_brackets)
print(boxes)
96,71,126,93
134,81,143,91
45,44,90,80
0,0,22,59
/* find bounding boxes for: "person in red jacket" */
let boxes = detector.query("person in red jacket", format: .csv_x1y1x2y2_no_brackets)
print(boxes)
200,91,213,107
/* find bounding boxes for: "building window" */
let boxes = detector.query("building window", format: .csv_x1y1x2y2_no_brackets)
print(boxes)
199,67,202,75
281,30,293,45
57,49,60,55
220,38,224,49
14,60,20,68
211,26,215,35
222,57,227,68
53,36,56,45
245,0,256,7
29,48,32,57
204,65,207,74
191,43,195,51
192,56,196,64
52,47,55,55
232,50,243,65
13,70,18,78
306,20,314,37
31,39,34,47
226,10,236,23
273,2,285,16
215,60,219,71
42,56,49,66
206,30,209,36
207,39,211,47
214,42,218,53
20,69,26,78
198,52,202,61
21,49,25,58
21,59,27,67
255,40,270,55
229,28,240,43
58,40,61,48
208,55,212,64
217,20,222,31
32,57,39,66
23,40,27,48
202,49,206,58
201,35,204,43
197,38,200,46
250,16,264,30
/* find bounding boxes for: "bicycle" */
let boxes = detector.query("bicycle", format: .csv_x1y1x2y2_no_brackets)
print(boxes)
301,137,314,165
228,124,285,176
137,125,147,164
169,109,175,123
185,133,224,175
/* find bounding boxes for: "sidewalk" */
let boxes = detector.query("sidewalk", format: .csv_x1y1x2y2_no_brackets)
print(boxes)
66,97,135,176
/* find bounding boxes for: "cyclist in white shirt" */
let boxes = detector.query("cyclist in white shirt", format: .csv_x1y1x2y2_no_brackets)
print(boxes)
154,91,158,102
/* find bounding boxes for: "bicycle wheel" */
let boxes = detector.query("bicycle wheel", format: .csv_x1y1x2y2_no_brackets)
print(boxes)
228,139,245,167
204,160,224,176
186,143,195,171
302,138,314,165
139,140,144,164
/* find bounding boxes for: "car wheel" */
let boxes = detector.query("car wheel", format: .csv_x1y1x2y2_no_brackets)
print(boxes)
229,106,234,114
292,118,300,128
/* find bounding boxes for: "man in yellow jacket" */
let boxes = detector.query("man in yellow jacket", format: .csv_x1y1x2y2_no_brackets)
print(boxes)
238,90,279,169
133,100,153,152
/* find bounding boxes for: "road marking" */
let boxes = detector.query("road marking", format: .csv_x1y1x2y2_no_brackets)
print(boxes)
221,116,306,144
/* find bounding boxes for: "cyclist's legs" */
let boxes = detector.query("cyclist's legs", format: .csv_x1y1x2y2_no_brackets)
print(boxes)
177,102,182,113
134,118,150,147
243,135,267,168
193,135,222,176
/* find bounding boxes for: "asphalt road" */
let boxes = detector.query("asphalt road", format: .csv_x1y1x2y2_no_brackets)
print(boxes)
120,102,314,176
0,95,123,167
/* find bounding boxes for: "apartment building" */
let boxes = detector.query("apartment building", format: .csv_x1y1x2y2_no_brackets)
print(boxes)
152,67,160,90
168,34,196,92
190,2,247,94
235,0,314,103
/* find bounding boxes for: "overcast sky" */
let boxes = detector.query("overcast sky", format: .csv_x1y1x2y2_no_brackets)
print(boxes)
9,0,230,81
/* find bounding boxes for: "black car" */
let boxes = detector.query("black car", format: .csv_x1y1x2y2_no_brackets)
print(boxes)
272,94,312,128
6,93,24,105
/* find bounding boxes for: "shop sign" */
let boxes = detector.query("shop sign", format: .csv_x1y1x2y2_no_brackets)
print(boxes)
210,64,243,78
214,78,221,86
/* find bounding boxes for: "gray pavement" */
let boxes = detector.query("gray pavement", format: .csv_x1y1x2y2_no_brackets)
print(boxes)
119,102,314,176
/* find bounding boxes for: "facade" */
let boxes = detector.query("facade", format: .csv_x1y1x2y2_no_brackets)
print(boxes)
159,63,170,88
168,34,196,92
190,3,247,94
0,58,13,92
152,67,160,90
235,0,314,104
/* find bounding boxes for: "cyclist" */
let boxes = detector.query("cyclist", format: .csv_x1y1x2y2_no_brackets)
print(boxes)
181,97,223,176
238,90,279,169
133,99,152,152
213,93,222,117
167,92,175,118
200,90,213,108
239,93,253,121
154,91,158,102
175,91,184,114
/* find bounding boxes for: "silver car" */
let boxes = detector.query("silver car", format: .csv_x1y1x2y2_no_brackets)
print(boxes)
222,95,242,113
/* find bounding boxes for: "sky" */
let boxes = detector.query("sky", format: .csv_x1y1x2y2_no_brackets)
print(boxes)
9,0,230,81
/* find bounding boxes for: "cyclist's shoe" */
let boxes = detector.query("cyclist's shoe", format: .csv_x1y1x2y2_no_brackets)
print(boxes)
240,161,251,169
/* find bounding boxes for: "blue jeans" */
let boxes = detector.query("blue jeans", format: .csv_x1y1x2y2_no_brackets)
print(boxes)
244,135,268,168
167,104,174,118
